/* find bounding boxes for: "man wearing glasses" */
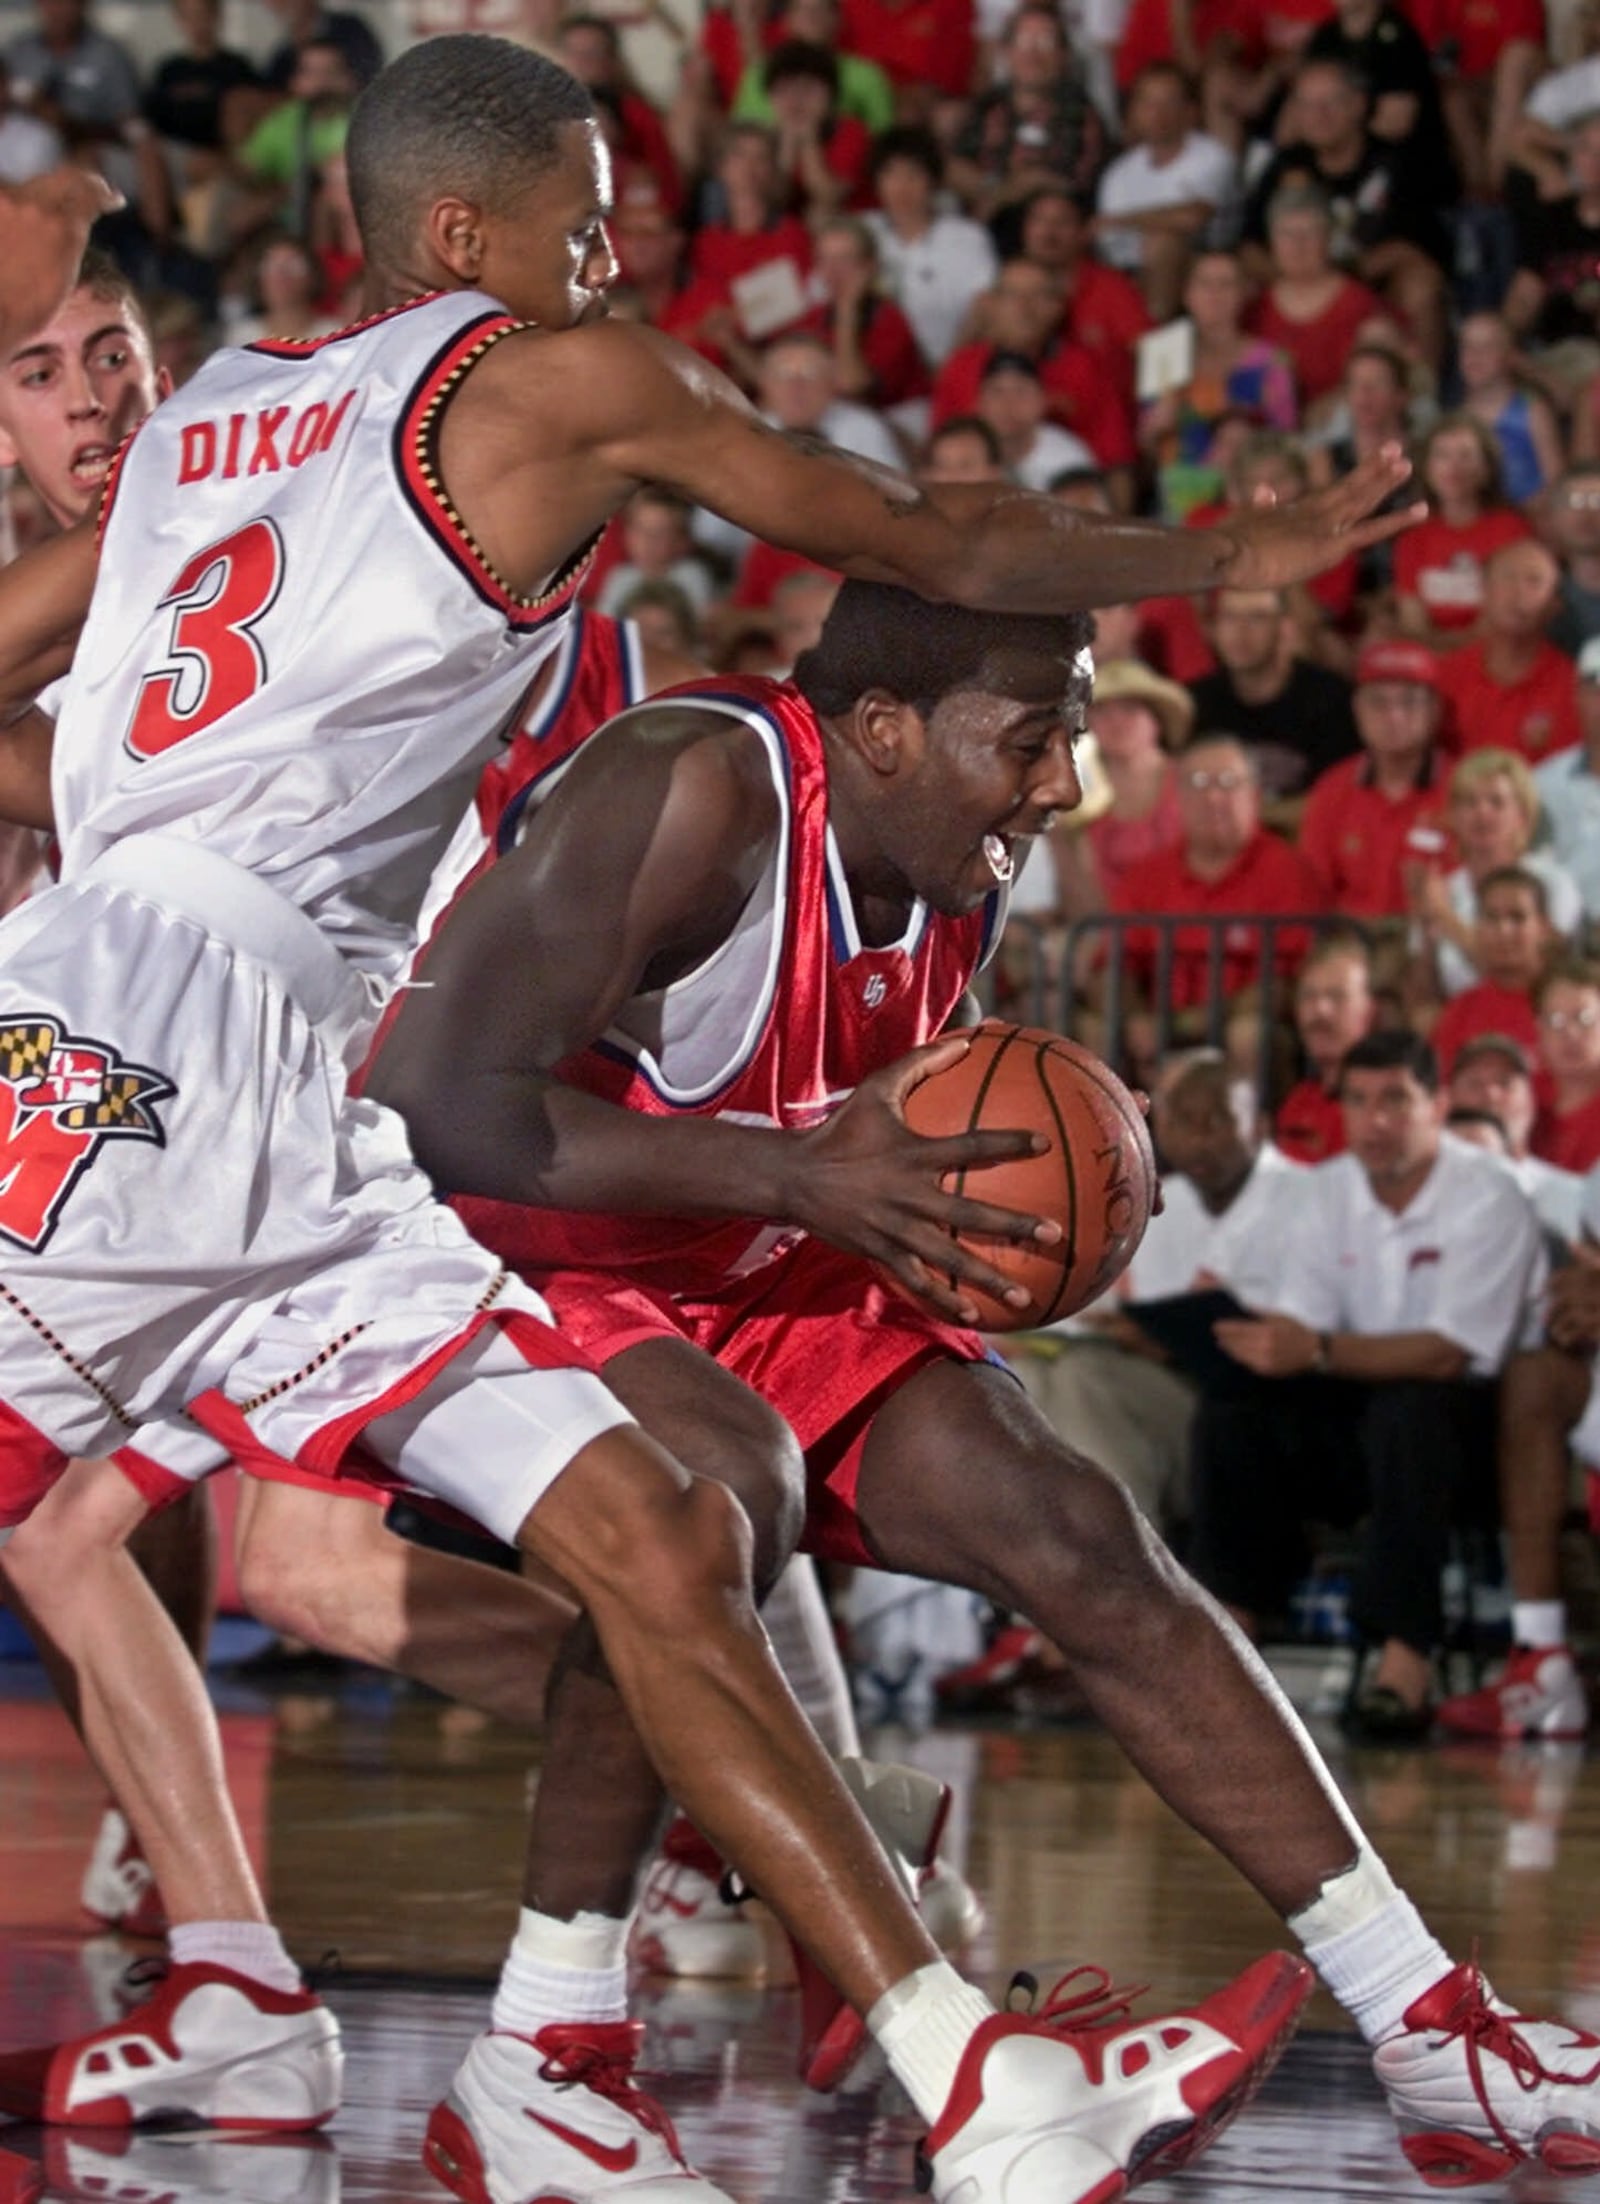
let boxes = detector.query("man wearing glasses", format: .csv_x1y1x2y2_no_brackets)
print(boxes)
1110,731,1323,1081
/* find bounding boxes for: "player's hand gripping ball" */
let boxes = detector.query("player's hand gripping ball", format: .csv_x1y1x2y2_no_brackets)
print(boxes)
899,1020,1157,1332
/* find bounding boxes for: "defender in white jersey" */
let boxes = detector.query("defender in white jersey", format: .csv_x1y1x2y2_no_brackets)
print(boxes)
0,34,1430,2202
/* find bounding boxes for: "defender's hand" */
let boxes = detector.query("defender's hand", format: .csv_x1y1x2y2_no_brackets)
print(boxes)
1,169,122,352
1213,444,1425,591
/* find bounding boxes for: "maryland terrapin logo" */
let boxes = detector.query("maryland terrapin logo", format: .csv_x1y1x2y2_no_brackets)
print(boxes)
0,1017,174,1252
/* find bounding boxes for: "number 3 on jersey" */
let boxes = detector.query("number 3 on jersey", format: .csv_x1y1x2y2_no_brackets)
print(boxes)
125,519,285,759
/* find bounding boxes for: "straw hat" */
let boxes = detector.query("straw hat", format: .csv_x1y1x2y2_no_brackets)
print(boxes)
1090,659,1196,752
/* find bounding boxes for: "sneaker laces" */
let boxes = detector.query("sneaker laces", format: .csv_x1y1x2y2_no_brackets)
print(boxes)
536,2029,689,2168
1006,1964,1149,2037
1426,1960,1600,2161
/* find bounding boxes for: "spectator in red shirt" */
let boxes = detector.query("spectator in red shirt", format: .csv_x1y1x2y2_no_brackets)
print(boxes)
839,0,976,107
1410,0,1545,194
1081,657,1193,904
1274,932,1375,1161
801,215,929,410
1111,731,1326,1078
688,119,813,298
1437,540,1581,766
558,15,682,215
930,255,1137,484
1244,183,1386,408
1533,960,1600,1169
1429,864,1554,1075
1016,181,1152,399
1393,413,1535,643
1300,638,1452,916
761,40,872,216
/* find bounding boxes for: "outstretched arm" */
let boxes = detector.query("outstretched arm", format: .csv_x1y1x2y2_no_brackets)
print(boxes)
371,708,1058,1321
0,520,96,710
448,318,1424,619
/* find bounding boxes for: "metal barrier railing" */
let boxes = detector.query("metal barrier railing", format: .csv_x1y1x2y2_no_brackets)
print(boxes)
988,910,1371,1112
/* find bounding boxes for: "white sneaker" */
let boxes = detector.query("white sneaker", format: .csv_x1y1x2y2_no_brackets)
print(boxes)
919,1857,987,1955
80,1808,166,1939
921,1951,1313,2202
1375,1960,1600,2183
424,2024,737,2203
1435,1647,1589,1742
37,2130,339,2203
629,1820,765,1983
0,1963,341,2131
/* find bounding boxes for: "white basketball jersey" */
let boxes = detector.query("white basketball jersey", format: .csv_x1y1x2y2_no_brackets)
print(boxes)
52,290,587,984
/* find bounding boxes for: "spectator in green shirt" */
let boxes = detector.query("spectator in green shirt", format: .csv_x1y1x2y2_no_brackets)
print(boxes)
236,34,354,234
732,0,894,134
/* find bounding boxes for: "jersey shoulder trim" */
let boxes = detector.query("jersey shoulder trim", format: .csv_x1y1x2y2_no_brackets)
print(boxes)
95,424,141,545
394,313,598,633
245,289,450,357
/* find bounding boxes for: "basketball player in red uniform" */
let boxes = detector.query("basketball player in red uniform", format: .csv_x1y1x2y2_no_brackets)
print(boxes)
374,577,1600,2195
0,35,1434,2204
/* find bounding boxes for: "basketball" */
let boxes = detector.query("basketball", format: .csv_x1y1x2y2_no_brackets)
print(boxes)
897,1021,1157,1332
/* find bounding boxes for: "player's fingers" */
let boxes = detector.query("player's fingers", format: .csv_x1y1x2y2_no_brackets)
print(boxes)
934,1193,1063,1246
1336,501,1429,551
905,1229,1037,1311
875,1033,972,1105
889,1250,981,1325
917,1126,1049,1170
1317,441,1412,521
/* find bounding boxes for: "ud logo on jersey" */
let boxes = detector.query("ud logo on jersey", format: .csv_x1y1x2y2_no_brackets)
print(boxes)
0,1018,175,1252
861,973,888,1010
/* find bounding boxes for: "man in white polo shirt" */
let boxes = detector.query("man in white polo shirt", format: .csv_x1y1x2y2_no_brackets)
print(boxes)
1012,1050,1302,1538
1197,1029,1545,1740
1435,1157,1600,1741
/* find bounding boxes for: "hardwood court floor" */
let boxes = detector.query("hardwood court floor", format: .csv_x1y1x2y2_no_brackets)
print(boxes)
4,1659,1600,2202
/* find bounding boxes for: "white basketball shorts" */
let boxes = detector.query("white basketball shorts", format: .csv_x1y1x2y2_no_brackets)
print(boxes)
0,834,631,1540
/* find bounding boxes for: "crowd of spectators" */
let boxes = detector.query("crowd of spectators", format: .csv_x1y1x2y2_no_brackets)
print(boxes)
12,0,1600,1741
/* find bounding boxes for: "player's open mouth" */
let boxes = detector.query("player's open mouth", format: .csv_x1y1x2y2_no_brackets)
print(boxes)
70,443,115,484
982,833,1015,883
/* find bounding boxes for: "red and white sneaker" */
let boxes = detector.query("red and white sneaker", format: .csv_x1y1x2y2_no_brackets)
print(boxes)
80,1808,168,1940
1435,1647,1589,1742
0,1964,341,2131
629,1820,766,1983
935,1624,1049,1716
0,2143,40,2204
423,2023,735,2202
920,1952,1313,2203
1375,1960,1600,2185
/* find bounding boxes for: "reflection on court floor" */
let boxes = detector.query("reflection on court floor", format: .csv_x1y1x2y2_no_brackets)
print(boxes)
3,1671,1598,2202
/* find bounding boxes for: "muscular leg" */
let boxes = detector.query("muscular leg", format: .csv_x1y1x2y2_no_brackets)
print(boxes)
128,1481,218,1664
855,1359,1363,1917
517,1336,811,1922
234,1479,578,1728
363,1337,941,2014
1497,1348,1590,1604
0,1457,266,1926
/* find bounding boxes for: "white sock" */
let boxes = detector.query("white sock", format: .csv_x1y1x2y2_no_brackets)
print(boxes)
764,1555,862,1758
491,1907,630,2037
869,1962,996,2123
168,1921,302,1996
1288,1849,1452,2044
1513,1600,1567,1651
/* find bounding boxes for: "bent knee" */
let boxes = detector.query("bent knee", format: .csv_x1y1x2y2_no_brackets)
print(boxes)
585,1471,758,1638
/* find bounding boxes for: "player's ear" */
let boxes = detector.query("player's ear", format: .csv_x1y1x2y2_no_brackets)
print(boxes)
424,195,491,288
0,415,17,470
853,688,922,777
